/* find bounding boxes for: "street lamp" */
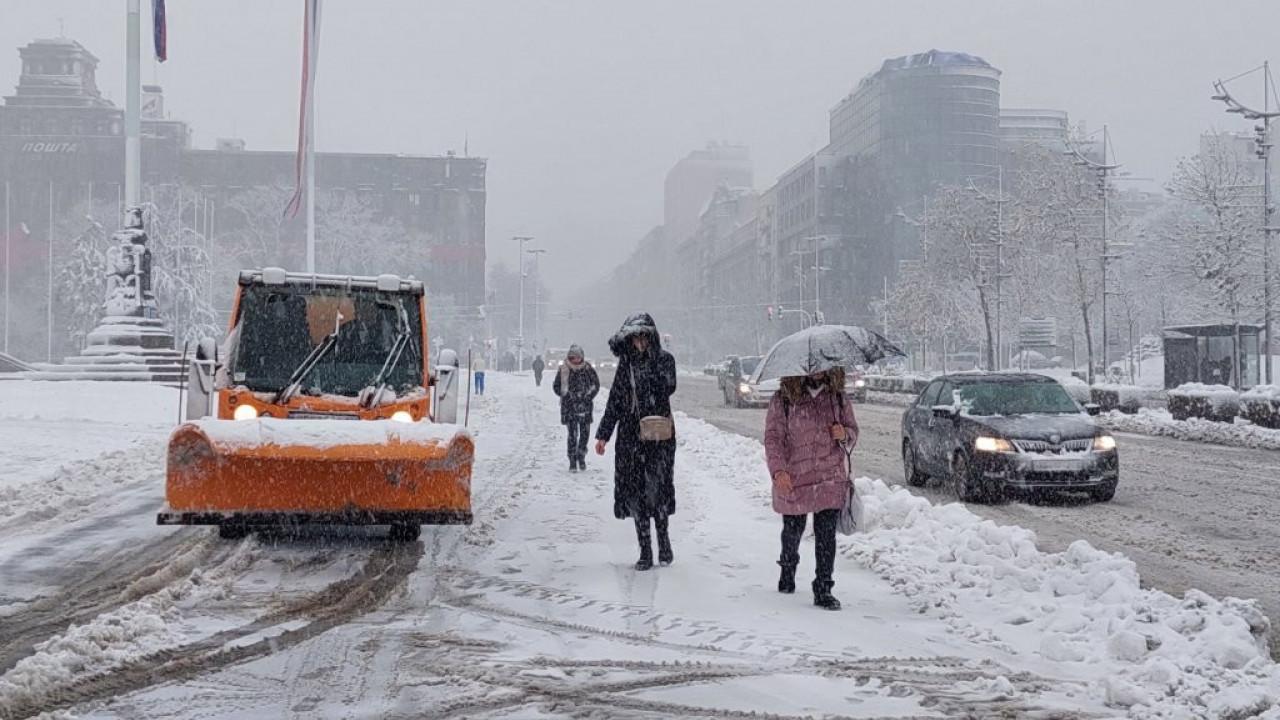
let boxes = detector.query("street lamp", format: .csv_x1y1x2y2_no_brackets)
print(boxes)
800,235,834,323
1066,126,1121,385
512,236,533,371
527,247,547,355
1212,63,1280,384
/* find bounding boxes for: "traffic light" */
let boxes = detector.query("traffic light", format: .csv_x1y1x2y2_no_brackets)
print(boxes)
766,306,775,321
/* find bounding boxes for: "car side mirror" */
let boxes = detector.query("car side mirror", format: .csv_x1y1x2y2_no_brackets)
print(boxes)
1084,403,1102,416
931,405,958,419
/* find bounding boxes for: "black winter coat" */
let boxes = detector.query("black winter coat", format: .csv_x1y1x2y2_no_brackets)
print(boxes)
596,321,677,520
553,362,600,424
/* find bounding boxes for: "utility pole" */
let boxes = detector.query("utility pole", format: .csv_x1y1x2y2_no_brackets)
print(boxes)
527,247,547,354
513,236,532,371
1213,63,1280,384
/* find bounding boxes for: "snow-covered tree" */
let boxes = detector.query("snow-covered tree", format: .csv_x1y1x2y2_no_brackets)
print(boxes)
1160,137,1262,387
55,211,112,351
914,185,1003,370
315,190,411,276
141,186,221,344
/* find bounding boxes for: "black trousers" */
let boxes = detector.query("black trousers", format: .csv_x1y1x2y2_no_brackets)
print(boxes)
566,417,590,462
780,508,839,585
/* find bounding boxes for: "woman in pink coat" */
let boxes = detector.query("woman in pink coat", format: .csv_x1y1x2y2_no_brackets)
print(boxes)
763,367,859,610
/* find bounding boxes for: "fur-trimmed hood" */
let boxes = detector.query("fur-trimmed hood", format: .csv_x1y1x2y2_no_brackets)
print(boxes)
608,313,663,358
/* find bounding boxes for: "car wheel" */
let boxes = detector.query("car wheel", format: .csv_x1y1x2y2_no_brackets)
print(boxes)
1090,480,1117,503
902,441,927,487
951,453,980,503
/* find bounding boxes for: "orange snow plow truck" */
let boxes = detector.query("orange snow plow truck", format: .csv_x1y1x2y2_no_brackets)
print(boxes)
157,268,473,541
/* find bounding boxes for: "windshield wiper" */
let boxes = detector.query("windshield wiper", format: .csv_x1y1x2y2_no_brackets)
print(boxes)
277,331,339,404
360,302,412,409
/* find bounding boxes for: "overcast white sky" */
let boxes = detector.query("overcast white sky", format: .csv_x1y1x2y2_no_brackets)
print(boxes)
3,1,1279,294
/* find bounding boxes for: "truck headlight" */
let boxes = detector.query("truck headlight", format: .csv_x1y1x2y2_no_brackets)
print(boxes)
390,410,414,423
1093,435,1117,452
233,404,259,421
974,436,1014,453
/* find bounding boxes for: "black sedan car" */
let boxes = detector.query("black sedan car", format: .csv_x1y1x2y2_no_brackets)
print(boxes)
900,373,1118,503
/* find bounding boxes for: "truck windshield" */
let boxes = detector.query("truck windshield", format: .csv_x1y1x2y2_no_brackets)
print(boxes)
229,285,423,397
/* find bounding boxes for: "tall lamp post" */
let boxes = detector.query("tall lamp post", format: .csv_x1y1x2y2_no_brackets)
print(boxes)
1067,126,1121,384
1213,63,1280,384
512,236,532,371
527,247,547,355
800,235,833,324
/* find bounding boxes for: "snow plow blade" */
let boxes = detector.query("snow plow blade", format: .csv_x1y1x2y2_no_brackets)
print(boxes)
158,418,473,527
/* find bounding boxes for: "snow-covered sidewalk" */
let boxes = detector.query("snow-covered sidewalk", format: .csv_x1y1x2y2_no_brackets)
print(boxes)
0,374,1276,718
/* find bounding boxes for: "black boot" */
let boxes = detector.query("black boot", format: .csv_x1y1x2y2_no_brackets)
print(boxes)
812,579,840,610
634,518,654,571
655,515,673,566
777,562,797,594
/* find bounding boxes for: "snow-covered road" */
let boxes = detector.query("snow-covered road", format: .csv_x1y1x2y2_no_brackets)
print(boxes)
1,374,1277,718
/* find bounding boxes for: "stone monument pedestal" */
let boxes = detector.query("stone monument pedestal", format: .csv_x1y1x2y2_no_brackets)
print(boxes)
28,316,185,383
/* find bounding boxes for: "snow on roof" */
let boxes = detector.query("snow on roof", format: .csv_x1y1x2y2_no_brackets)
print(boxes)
879,49,996,73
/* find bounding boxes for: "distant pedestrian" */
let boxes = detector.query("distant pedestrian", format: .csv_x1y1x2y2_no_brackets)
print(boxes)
595,313,677,571
554,345,600,472
763,367,858,610
473,356,487,395
532,355,546,386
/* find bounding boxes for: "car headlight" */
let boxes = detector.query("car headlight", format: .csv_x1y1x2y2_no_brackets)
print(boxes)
738,383,751,394
233,404,259,421
853,379,867,388
1093,435,1117,452
390,410,414,423
974,436,1014,453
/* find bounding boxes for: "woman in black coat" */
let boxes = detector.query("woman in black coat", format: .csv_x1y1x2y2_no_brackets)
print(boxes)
552,344,600,472
594,313,678,570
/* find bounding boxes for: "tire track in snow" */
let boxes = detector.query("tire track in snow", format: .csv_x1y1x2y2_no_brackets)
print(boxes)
0,531,220,674
1,540,424,720
388,648,1095,720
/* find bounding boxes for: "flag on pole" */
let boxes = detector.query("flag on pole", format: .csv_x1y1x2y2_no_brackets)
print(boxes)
151,0,167,62
285,0,322,218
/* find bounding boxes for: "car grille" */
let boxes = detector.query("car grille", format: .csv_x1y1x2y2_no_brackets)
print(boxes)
1011,438,1093,454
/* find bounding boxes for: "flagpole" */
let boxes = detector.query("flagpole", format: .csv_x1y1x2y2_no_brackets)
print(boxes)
305,81,315,273
125,0,141,208
304,0,320,273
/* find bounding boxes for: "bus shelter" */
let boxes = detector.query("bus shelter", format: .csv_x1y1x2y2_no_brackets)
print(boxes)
1162,323,1262,390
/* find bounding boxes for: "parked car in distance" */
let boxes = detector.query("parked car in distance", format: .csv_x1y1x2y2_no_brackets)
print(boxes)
900,373,1118,503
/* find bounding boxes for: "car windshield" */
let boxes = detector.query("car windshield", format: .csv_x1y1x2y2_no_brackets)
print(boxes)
740,357,761,376
953,381,1079,416
229,285,423,397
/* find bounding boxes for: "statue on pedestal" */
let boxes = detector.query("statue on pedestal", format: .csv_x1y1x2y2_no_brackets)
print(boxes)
103,207,158,319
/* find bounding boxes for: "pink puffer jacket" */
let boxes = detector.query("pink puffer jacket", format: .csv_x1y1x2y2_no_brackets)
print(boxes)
763,386,859,516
